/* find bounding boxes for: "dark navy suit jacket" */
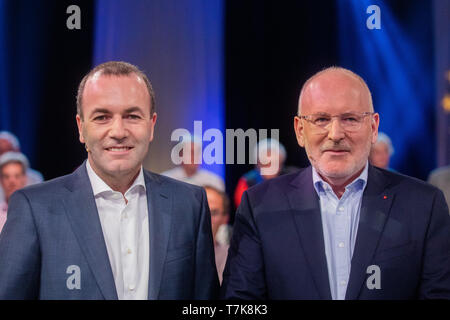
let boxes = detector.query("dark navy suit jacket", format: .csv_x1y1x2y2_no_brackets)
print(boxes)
0,162,219,299
221,165,450,299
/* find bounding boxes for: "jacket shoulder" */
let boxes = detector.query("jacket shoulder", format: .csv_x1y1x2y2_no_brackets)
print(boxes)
145,170,206,196
375,167,443,195
17,172,75,198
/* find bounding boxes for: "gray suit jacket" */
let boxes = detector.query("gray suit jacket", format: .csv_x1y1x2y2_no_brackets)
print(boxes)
0,161,219,299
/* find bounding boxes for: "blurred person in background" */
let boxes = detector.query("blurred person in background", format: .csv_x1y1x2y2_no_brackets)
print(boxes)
162,134,225,192
0,152,28,233
0,131,44,202
204,185,231,284
428,165,450,211
369,132,395,170
234,138,298,207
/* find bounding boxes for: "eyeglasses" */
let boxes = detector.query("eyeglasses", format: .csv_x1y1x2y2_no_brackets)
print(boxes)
298,112,374,132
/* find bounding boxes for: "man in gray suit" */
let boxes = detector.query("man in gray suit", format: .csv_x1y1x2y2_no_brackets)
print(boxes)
0,61,219,299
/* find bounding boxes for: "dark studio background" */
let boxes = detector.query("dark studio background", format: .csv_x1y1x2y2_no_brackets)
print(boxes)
1,0,449,215
225,0,339,197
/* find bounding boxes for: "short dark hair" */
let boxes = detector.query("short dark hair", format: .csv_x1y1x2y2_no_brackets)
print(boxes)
76,61,156,118
204,185,230,216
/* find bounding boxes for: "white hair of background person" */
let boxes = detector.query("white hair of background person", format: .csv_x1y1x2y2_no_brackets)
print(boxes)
251,138,287,164
0,151,29,171
376,132,394,156
0,131,21,151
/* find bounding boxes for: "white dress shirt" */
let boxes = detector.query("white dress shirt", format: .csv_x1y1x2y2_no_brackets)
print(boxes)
86,161,149,300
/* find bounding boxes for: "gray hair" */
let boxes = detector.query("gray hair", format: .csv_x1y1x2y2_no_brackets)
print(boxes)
0,151,29,175
252,138,287,164
375,132,394,156
0,131,20,151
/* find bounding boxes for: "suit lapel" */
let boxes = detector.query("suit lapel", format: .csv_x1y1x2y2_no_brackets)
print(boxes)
144,171,172,300
62,162,118,300
287,167,332,300
345,166,394,300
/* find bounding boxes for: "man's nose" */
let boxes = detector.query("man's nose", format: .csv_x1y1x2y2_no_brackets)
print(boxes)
109,117,128,140
327,118,346,141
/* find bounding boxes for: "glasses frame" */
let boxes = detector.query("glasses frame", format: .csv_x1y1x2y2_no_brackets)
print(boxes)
297,111,375,132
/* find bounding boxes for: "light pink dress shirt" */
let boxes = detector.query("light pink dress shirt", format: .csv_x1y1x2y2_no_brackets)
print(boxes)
0,202,7,234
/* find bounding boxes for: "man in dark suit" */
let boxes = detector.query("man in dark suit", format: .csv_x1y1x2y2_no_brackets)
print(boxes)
221,67,450,299
0,61,219,299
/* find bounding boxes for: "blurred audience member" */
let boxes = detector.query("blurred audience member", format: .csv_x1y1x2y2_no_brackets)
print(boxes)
0,152,28,233
234,138,298,207
0,131,44,201
428,165,450,211
204,185,231,284
162,135,225,191
369,132,394,170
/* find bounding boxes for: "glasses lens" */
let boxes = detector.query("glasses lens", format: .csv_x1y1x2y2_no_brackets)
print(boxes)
339,113,363,131
312,115,331,127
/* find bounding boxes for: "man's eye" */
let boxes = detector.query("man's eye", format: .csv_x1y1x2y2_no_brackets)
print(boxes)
126,114,141,120
93,115,108,121
342,116,359,123
314,117,330,124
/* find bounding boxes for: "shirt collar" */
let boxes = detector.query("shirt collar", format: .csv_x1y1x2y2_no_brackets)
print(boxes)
312,161,369,195
86,160,146,197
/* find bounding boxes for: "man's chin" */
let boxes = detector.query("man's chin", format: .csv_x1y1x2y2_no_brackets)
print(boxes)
316,164,356,180
102,162,138,177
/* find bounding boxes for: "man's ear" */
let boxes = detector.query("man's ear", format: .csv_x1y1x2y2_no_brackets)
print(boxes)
294,116,305,147
149,112,157,142
76,114,85,143
371,113,380,144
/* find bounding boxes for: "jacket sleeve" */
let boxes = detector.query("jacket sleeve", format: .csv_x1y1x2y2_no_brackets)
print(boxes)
419,189,450,299
194,188,220,299
220,190,267,299
0,190,41,299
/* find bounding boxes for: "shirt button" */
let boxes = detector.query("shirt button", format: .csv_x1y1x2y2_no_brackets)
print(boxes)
338,242,345,248
340,280,347,286
338,207,344,211
127,248,132,254
129,285,135,291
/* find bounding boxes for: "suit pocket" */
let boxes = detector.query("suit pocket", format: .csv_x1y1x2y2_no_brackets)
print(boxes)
165,242,193,263
374,241,415,263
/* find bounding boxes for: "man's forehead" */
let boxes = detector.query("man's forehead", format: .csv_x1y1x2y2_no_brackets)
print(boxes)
1,162,25,173
301,72,369,112
86,72,144,88
83,73,150,104
206,188,222,201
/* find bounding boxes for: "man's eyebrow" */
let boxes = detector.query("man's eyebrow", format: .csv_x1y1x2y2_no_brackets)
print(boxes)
314,112,330,115
124,106,144,114
89,108,111,116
